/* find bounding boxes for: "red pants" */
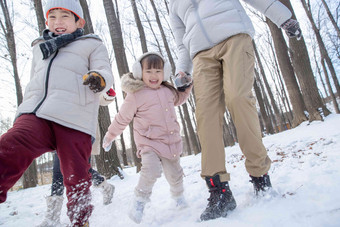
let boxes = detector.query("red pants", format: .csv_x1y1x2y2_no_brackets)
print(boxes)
0,114,93,226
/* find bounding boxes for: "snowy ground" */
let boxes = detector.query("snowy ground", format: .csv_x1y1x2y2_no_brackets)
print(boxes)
1,114,340,227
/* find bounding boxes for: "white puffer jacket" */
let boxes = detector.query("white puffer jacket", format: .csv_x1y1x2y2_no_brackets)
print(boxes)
170,0,292,74
16,35,114,138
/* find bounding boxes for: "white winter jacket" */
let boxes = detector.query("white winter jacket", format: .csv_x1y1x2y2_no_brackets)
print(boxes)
16,35,114,138
170,0,292,74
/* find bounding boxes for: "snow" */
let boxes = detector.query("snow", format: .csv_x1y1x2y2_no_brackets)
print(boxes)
1,114,340,227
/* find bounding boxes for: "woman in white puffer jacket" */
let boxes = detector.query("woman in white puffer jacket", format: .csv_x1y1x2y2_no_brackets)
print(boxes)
170,0,301,221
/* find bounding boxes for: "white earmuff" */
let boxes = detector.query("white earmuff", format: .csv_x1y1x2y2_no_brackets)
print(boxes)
131,52,171,81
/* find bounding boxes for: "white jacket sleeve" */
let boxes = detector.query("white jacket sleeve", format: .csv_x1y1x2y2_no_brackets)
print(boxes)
170,11,193,75
243,0,292,27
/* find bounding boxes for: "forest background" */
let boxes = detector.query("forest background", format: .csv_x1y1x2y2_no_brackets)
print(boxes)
0,0,339,190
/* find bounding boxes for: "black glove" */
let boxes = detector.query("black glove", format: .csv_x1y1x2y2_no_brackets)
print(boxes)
174,72,192,92
83,72,106,93
281,19,302,40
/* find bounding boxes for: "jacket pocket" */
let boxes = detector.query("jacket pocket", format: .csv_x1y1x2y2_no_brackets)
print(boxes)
77,75,86,106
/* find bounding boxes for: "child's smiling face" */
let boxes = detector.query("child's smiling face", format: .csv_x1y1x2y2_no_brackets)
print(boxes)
142,61,164,89
46,9,84,35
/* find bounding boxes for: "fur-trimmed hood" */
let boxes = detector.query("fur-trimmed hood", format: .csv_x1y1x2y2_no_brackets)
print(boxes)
121,72,146,94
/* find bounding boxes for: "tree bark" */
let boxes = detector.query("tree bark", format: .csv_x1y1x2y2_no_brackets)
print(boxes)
321,0,340,38
280,0,330,121
265,18,307,127
300,0,340,99
1,0,38,189
253,40,285,132
32,0,45,34
321,58,340,113
254,70,274,134
79,0,94,35
130,0,148,53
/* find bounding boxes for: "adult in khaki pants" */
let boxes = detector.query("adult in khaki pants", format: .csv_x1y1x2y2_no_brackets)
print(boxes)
169,0,302,221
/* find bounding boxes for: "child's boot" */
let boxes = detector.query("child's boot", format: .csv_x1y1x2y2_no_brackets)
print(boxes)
173,194,188,209
37,195,64,227
97,179,115,205
128,197,147,224
200,175,237,221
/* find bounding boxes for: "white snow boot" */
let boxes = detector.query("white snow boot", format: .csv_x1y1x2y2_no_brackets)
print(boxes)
174,195,188,209
128,198,147,224
37,195,64,227
98,179,115,205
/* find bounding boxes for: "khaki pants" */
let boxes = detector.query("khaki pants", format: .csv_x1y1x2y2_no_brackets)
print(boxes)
134,150,184,200
193,34,271,182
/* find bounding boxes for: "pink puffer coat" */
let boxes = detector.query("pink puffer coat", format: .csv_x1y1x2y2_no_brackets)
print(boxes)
106,73,192,159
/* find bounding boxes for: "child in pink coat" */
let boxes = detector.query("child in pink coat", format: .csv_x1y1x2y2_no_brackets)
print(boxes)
102,52,192,223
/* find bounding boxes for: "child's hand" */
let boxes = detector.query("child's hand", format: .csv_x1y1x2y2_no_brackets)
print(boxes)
102,134,113,152
174,71,192,92
83,72,106,93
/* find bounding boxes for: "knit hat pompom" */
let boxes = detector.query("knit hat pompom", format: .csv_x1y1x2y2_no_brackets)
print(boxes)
44,0,85,22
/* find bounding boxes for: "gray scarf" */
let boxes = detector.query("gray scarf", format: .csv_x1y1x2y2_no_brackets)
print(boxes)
39,28,84,59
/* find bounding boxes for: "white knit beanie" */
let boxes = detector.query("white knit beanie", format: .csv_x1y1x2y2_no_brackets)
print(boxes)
44,0,84,21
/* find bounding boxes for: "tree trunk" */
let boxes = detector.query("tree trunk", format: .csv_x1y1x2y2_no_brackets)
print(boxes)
253,40,285,132
22,160,38,188
321,0,340,38
280,0,330,121
179,106,192,156
79,0,94,35
1,0,38,189
300,0,340,99
130,0,148,53
254,71,274,134
102,0,140,171
97,106,123,178
265,18,307,127
32,0,45,34
321,58,340,113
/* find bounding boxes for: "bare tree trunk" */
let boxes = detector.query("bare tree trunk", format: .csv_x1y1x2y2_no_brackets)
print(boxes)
149,0,176,71
321,0,340,38
130,0,148,53
280,0,330,121
1,0,38,189
22,161,38,188
179,106,192,156
79,0,94,35
253,40,285,132
97,106,123,178
102,0,140,172
0,0,23,106
321,58,340,113
222,117,235,147
265,18,307,127
313,46,329,99
254,71,275,134
32,0,45,34
300,0,340,99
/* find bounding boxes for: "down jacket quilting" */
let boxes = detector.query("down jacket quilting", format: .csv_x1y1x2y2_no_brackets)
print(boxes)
16,35,114,138
170,0,292,74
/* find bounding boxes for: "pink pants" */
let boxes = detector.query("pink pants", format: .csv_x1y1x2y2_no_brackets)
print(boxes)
0,114,93,226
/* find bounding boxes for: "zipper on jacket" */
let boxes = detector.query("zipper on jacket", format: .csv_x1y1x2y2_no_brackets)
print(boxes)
33,50,59,113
